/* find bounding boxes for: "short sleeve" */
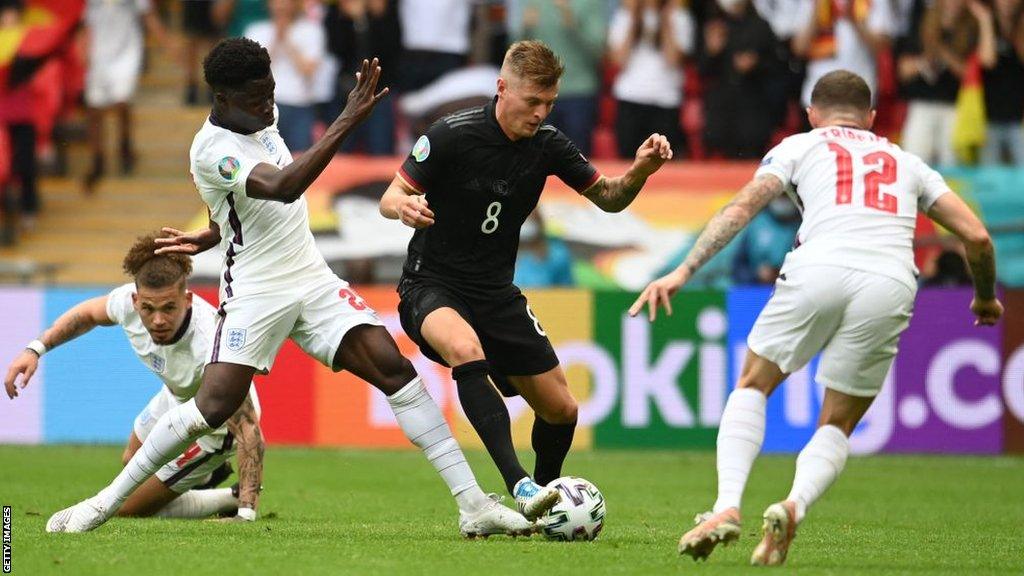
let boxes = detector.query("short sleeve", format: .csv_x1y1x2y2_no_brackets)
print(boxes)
546,128,601,193
672,8,695,54
192,134,261,198
105,283,136,326
608,8,629,46
754,137,803,188
397,119,457,194
916,158,951,211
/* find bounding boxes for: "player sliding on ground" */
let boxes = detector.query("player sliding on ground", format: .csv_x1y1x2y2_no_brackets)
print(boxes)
46,38,535,537
380,40,672,520
6,233,264,524
630,70,1003,566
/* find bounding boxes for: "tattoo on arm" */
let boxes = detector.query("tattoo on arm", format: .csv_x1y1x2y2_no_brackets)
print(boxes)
226,396,264,511
42,311,97,350
584,172,645,213
966,242,997,299
681,174,785,275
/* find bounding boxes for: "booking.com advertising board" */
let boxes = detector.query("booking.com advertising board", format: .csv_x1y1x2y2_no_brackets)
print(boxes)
0,286,1021,455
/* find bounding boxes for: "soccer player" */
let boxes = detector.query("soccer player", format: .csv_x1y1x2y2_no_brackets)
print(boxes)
379,40,673,519
630,70,1003,565
47,38,533,537
5,233,263,523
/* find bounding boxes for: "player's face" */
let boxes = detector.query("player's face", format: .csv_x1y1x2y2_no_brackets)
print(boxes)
497,75,558,139
217,74,277,133
133,283,193,345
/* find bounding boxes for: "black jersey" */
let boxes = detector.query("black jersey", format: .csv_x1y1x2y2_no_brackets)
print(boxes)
398,97,600,291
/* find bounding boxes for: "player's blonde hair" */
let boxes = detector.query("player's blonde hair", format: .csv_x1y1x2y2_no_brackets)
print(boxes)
501,40,564,88
122,232,192,290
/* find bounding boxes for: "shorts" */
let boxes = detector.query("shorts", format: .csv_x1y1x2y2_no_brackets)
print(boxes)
84,50,141,107
397,277,559,396
747,265,915,397
183,0,220,37
133,387,235,494
211,273,383,373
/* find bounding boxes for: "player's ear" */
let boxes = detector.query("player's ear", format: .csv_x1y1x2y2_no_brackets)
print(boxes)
185,291,193,308
131,291,140,310
496,76,507,98
806,106,818,128
866,109,877,130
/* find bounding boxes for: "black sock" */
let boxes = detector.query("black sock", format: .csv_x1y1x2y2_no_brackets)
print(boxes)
453,360,529,494
532,416,577,487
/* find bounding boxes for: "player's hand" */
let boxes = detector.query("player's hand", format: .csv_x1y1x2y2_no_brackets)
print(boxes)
5,350,40,399
339,58,389,127
628,268,689,322
397,195,435,229
633,133,673,177
970,297,1003,326
154,227,218,256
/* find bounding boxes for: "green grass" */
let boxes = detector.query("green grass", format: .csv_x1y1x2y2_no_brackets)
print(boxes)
1,446,1021,575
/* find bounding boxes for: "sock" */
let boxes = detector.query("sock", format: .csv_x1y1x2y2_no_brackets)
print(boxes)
155,488,237,519
531,416,576,487
99,399,212,510
387,377,490,514
787,424,849,523
453,360,529,495
712,388,767,513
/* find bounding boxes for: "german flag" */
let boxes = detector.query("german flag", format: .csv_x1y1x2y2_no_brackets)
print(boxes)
0,0,83,90
952,54,987,165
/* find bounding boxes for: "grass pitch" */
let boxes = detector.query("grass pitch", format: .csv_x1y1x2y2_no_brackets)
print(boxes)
1,446,1021,575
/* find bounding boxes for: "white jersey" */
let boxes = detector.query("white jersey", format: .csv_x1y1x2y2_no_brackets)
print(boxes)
189,109,327,300
106,283,218,401
756,126,951,291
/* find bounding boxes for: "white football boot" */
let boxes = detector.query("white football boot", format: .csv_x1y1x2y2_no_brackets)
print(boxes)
512,478,561,521
459,494,540,538
46,495,116,533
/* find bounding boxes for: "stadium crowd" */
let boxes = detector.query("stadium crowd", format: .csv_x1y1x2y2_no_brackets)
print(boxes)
1,0,1021,278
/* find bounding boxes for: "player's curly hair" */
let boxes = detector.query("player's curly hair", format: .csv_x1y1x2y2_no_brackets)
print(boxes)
203,37,271,91
502,40,564,88
122,232,192,289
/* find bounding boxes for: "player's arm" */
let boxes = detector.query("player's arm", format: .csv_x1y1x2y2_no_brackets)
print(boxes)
580,133,672,213
379,176,435,228
628,173,785,321
244,59,388,204
926,193,1003,325
4,296,114,398
224,395,264,519
155,210,221,256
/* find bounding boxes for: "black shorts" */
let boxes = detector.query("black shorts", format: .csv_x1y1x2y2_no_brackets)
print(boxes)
397,278,559,397
183,1,219,38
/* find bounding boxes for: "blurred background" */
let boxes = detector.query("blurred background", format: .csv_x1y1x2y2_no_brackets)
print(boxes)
0,0,1021,456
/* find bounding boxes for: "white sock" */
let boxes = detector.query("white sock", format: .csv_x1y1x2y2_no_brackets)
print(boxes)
99,399,213,510
712,388,767,514
787,424,849,523
156,488,237,519
387,377,490,514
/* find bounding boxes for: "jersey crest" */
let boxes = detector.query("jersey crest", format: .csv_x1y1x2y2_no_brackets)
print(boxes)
412,135,430,162
149,354,166,374
227,328,247,351
259,132,278,155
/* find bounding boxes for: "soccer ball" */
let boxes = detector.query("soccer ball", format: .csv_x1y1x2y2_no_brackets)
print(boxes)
540,476,606,541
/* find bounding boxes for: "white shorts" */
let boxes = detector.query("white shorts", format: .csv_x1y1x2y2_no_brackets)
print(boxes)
84,51,142,107
210,273,383,374
747,265,915,397
133,387,235,494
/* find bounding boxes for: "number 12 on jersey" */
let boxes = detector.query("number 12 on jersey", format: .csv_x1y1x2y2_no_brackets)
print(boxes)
828,143,898,214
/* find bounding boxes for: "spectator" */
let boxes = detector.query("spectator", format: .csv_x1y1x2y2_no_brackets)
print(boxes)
245,0,325,152
730,196,800,284
82,0,172,194
897,0,979,167
182,1,222,106
792,0,895,108
700,0,781,159
514,211,575,288
511,0,606,156
609,0,694,160
324,0,401,155
398,0,472,92
976,0,1024,165
213,0,268,38
0,0,36,234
